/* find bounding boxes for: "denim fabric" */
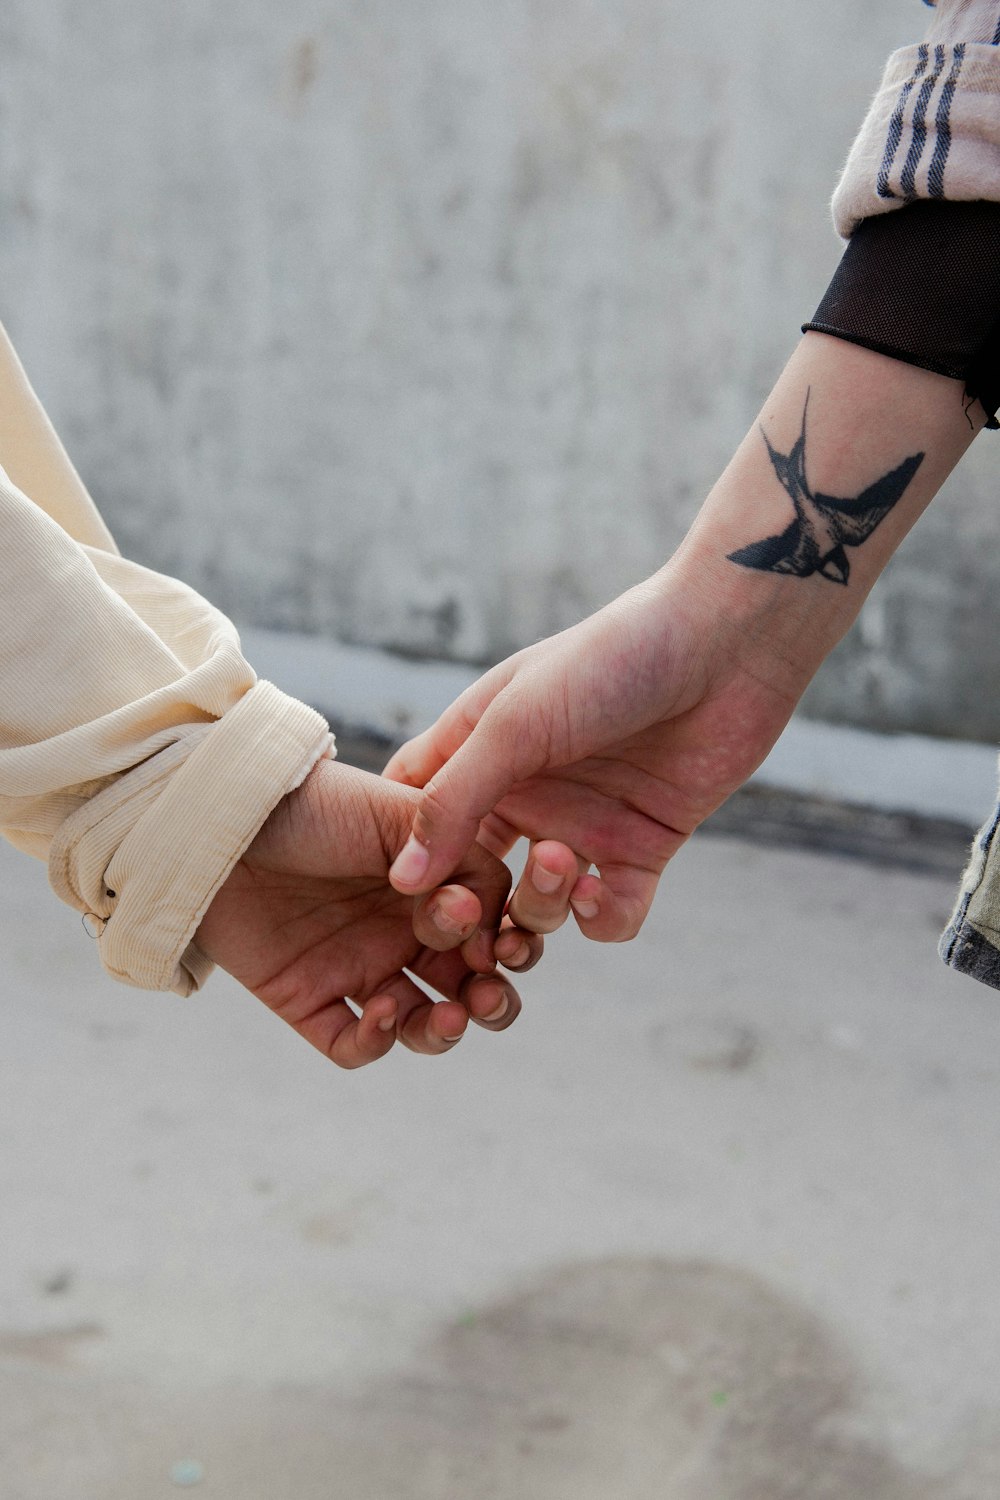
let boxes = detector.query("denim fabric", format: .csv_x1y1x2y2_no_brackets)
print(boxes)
940,792,1000,988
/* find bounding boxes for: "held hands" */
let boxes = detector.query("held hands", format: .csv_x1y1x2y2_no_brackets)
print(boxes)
195,759,544,1068
190,584,788,1073
199,340,955,1043
385,560,806,940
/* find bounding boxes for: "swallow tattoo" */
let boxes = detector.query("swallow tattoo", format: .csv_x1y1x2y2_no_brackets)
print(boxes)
727,390,924,585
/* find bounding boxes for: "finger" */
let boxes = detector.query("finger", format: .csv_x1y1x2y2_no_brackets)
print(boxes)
405,942,492,999
409,862,512,974
388,709,536,897
377,972,470,1055
408,946,525,1033
404,942,527,1038
290,993,398,1071
494,918,544,973
461,972,522,1032
476,808,520,860
459,920,500,976
384,660,518,789
383,724,451,791
412,883,483,951
506,839,583,935
568,864,661,943
452,847,514,976
355,995,400,1056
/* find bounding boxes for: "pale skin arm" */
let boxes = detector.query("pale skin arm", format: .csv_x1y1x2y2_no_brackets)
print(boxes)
385,333,986,937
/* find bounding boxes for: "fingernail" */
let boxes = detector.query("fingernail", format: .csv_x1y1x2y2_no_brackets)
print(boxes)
432,905,469,936
391,836,430,887
571,898,599,920
532,863,562,894
503,942,531,968
483,994,509,1023
377,1014,396,1033
442,1033,464,1044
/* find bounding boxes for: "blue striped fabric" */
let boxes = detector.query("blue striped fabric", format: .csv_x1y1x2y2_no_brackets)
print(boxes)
878,34,970,206
900,43,946,197
919,0,1000,42
928,44,965,196
878,44,930,198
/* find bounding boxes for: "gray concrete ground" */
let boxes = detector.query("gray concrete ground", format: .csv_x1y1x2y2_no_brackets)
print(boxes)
3,798,1000,1498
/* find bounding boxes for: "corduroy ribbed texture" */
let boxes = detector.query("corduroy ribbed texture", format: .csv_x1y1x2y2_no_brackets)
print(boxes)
51,684,333,995
0,318,334,996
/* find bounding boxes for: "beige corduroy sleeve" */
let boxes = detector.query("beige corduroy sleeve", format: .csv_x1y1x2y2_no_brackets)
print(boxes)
833,0,1000,237
0,320,334,997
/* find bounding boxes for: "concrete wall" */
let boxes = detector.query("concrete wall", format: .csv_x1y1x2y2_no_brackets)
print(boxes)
2,0,996,740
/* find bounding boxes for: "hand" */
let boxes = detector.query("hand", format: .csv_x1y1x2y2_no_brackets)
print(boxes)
195,758,542,1068
385,335,978,942
384,563,802,942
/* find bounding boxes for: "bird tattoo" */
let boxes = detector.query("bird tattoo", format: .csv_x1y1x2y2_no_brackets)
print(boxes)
727,390,924,585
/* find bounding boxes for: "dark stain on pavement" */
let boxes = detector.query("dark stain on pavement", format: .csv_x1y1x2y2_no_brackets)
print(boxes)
649,1017,762,1074
0,1322,104,1368
5,1261,1000,1496
290,38,319,100
357,1258,939,1499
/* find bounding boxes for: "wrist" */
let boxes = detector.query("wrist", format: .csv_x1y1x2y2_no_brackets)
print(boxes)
651,333,981,700
650,541,839,708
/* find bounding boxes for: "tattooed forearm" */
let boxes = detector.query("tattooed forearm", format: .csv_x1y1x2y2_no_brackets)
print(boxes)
727,390,924,585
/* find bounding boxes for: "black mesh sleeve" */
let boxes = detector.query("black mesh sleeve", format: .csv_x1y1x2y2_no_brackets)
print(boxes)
803,199,1000,429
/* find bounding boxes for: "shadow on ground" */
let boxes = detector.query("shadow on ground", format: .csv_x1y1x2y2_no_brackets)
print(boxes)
7,1259,998,1499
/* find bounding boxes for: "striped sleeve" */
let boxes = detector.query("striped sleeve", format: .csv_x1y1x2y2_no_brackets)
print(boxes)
832,1,1000,237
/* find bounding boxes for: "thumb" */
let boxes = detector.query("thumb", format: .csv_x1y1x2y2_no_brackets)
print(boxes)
388,709,530,893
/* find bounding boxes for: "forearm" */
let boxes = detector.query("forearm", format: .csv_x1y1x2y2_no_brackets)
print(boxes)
661,332,984,701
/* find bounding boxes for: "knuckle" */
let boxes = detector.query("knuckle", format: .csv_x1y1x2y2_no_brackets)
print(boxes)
417,777,450,824
332,1049,367,1071
614,908,647,943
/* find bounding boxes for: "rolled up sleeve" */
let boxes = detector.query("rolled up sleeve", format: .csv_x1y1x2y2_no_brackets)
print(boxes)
833,1,1000,237
0,325,333,997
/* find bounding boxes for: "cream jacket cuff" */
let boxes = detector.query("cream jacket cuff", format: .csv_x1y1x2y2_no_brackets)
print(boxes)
49,684,333,997
0,457,334,996
0,319,334,998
